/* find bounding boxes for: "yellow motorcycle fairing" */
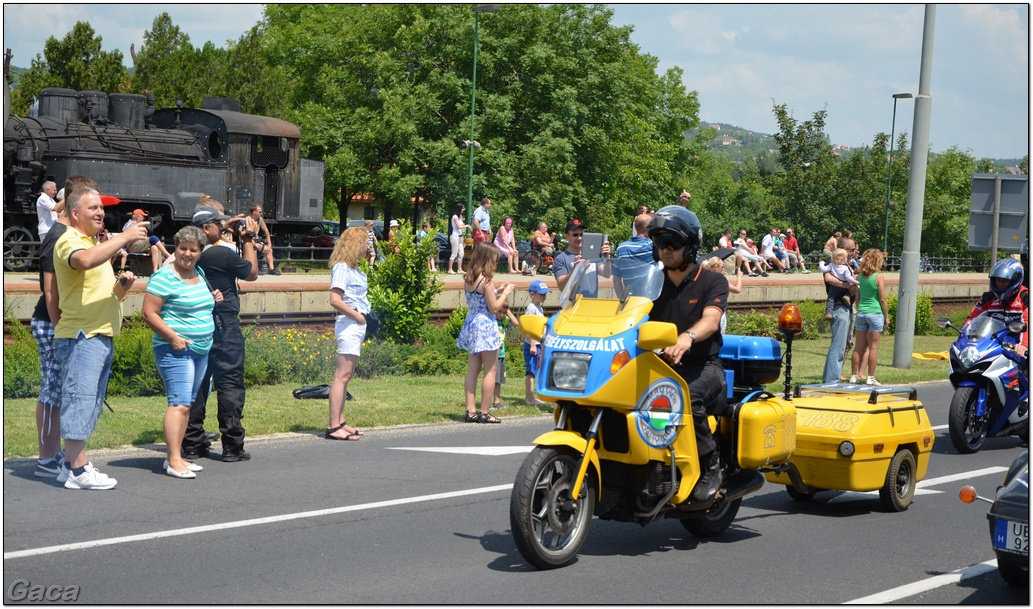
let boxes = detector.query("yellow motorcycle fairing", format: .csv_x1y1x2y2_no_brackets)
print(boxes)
550,295,656,338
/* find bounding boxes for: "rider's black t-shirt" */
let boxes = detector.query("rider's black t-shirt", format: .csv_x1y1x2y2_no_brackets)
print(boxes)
651,264,729,369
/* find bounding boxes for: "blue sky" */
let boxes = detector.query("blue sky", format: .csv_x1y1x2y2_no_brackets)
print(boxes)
4,3,1028,159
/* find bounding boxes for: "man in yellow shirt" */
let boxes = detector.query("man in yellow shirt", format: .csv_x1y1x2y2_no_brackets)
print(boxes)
54,187,149,490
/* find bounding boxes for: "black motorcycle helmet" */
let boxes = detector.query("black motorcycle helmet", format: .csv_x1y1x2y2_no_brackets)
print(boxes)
648,205,702,270
988,258,1024,303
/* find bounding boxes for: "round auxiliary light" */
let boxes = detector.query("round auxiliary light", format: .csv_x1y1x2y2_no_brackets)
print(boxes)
838,441,855,457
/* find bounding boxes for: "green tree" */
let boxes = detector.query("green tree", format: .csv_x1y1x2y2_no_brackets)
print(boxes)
264,4,698,237
768,102,840,243
11,22,131,113
922,146,981,259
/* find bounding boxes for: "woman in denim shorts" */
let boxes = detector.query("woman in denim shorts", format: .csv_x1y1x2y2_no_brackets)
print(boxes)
143,226,221,479
848,249,889,385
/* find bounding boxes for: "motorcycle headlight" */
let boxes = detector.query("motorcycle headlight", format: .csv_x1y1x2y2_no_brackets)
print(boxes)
547,352,592,392
958,345,980,369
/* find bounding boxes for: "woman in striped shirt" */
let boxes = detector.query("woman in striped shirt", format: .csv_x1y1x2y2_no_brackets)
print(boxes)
143,226,222,479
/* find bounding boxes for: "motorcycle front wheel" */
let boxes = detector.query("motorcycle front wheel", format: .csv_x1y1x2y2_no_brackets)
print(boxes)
510,446,596,570
948,386,988,454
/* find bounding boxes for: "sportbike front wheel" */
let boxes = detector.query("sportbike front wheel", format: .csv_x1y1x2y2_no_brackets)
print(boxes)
509,447,595,570
949,386,987,454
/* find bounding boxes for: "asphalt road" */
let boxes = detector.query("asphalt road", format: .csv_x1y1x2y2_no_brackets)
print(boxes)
3,381,1028,604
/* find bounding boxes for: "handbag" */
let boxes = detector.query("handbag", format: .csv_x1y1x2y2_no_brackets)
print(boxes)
292,385,353,401
363,310,380,336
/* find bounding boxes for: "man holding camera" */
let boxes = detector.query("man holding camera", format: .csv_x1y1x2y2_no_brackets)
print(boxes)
183,204,259,462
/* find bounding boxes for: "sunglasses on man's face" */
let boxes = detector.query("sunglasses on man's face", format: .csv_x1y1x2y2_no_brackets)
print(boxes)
655,234,686,252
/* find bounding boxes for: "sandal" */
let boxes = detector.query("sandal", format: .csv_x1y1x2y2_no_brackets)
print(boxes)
478,412,502,424
325,423,363,439
464,411,480,423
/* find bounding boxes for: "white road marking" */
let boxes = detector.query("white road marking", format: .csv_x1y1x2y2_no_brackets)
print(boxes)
827,466,1007,503
386,446,535,456
931,424,947,431
3,484,514,561
844,559,998,604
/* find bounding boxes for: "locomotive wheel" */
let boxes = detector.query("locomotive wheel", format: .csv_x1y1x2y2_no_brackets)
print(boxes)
681,497,741,537
948,386,987,454
878,449,917,512
3,226,38,272
509,447,595,570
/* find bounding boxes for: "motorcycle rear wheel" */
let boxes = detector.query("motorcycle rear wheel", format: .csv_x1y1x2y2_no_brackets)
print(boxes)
948,386,987,454
510,446,596,570
680,498,741,537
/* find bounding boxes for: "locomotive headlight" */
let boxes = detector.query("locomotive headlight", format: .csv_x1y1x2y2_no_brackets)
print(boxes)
958,345,980,369
548,352,591,392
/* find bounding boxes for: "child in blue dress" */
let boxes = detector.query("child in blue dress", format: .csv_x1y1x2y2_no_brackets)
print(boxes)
457,243,515,423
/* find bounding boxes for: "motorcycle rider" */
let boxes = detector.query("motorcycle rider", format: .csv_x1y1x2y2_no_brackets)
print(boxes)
647,206,729,502
964,258,1028,359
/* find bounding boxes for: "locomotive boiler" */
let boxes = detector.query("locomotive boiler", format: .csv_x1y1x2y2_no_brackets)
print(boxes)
3,81,324,271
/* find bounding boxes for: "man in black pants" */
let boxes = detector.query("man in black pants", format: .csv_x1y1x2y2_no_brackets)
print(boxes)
647,206,729,502
183,204,259,462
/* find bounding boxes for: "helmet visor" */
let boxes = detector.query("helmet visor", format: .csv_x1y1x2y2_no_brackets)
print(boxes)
654,232,687,252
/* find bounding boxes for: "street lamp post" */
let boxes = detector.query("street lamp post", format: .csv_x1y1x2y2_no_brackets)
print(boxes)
466,4,499,226
883,92,913,253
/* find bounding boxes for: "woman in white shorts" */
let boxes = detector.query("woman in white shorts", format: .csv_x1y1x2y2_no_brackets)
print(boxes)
326,226,372,441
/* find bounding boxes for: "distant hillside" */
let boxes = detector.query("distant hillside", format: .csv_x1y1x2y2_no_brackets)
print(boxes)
690,122,779,162
691,122,1023,170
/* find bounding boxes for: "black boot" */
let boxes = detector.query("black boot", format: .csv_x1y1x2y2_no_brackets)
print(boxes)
691,451,723,502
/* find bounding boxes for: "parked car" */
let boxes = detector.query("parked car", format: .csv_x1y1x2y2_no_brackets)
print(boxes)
345,219,385,241
305,220,341,249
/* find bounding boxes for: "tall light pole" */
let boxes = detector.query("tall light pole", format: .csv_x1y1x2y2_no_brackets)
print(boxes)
883,92,913,253
466,4,499,226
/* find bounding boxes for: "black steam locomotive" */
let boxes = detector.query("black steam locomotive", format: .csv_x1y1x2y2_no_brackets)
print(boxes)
3,79,324,271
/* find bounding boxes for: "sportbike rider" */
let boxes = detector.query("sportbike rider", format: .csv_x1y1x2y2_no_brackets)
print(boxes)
647,206,729,502
963,258,1028,359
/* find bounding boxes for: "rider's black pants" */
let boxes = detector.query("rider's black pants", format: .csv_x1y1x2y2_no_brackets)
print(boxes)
678,357,725,458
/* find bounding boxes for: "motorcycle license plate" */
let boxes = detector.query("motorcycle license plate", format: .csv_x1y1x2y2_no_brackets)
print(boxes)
993,519,1029,556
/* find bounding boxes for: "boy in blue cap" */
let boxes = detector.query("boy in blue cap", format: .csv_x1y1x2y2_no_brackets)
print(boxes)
523,280,551,405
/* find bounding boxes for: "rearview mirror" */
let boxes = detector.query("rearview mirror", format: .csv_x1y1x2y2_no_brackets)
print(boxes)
638,321,678,351
519,314,546,342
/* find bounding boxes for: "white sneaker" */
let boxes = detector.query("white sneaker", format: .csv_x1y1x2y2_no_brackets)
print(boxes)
58,461,112,484
848,376,858,384
867,377,881,386
64,467,117,490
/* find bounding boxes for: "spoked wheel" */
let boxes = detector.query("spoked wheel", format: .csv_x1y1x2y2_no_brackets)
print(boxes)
3,225,38,271
522,250,542,273
948,386,988,454
879,449,917,512
510,447,595,570
680,497,742,537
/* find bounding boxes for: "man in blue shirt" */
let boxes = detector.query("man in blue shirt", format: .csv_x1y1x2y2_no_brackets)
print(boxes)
615,213,654,263
472,198,492,245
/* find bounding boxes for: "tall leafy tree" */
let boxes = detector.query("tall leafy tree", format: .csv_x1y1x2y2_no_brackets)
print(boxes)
263,4,698,235
769,103,839,242
11,22,130,114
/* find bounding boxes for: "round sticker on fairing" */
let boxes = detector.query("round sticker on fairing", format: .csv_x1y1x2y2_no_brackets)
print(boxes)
634,379,684,448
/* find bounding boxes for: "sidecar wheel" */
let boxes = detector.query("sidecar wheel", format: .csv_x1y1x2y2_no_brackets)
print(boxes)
948,386,986,454
510,447,595,570
681,498,741,537
786,486,816,501
879,449,916,512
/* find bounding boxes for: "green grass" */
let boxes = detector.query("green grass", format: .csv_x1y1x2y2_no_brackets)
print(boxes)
2,335,953,458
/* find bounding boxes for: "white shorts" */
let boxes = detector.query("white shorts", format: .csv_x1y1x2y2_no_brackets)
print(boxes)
335,316,367,356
